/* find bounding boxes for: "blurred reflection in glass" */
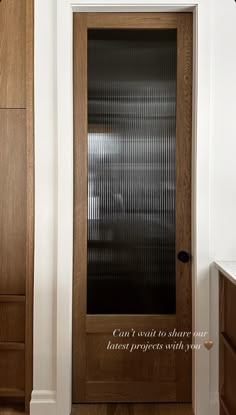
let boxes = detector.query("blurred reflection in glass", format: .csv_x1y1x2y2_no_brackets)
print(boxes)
87,29,177,314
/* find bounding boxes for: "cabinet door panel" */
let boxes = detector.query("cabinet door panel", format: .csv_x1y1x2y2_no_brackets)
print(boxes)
0,0,26,108
0,110,26,294
0,350,25,392
0,301,25,342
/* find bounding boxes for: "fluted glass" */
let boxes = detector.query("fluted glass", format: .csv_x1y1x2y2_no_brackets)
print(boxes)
87,29,177,314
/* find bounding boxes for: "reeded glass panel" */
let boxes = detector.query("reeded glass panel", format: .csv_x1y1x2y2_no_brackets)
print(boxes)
87,29,177,314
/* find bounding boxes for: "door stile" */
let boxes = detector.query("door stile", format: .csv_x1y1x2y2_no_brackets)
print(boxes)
73,12,88,401
176,13,193,401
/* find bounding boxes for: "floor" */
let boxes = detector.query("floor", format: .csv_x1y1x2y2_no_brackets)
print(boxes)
0,403,194,415
72,404,194,415
0,406,25,415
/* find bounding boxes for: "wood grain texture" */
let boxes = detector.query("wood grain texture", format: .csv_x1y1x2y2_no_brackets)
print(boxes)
0,344,24,351
87,13,179,28
219,273,236,415
0,110,27,295
25,0,34,410
85,382,176,403
73,13,88,402
0,391,24,398
0,0,34,409
73,12,193,403
86,315,176,333
0,0,26,108
0,342,25,351
221,332,236,357
72,403,194,415
0,350,25,392
175,13,192,402
224,276,236,347
219,274,225,399
86,335,176,382
220,397,231,415
0,302,25,342
0,405,25,414
0,296,25,303
223,345,236,414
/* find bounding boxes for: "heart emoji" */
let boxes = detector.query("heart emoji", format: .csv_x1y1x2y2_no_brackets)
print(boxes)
204,340,214,350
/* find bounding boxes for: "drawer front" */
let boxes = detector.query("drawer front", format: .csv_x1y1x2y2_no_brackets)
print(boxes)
223,344,236,414
225,277,236,346
0,301,25,342
0,349,25,392
220,403,227,415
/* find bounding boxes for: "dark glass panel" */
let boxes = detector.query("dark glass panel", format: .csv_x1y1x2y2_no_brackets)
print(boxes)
87,29,177,314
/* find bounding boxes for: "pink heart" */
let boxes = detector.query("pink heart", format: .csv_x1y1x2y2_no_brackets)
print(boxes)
204,340,214,350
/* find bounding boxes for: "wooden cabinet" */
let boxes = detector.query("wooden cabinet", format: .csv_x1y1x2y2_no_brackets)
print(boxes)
0,0,33,411
0,110,27,295
0,349,25,397
219,272,236,415
0,298,25,342
0,0,26,108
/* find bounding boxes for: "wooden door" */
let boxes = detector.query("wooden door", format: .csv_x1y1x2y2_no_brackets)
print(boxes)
73,13,192,403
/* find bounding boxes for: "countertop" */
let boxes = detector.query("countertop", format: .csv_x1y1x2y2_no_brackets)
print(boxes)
214,261,236,286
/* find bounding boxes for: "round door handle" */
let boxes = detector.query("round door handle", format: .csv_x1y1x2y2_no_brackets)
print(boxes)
177,251,190,263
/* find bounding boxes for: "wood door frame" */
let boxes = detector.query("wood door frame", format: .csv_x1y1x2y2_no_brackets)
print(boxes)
32,1,214,414
25,0,34,412
56,4,211,415
73,11,192,403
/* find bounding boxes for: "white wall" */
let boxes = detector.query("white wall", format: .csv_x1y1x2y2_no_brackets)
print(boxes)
210,0,236,261
209,0,236,411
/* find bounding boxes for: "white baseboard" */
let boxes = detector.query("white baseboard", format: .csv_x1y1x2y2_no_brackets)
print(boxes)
30,390,57,415
209,392,220,415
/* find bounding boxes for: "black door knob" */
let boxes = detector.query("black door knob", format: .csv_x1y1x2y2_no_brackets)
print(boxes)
177,251,190,263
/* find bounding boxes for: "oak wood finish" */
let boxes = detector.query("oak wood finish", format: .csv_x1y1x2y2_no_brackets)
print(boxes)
0,296,25,303
221,332,236,357
72,403,194,415
25,0,34,410
86,336,176,382
0,391,25,398
219,273,236,415
0,0,26,108
219,274,225,401
0,406,25,415
87,13,178,28
220,397,230,415
0,350,25,392
73,13,88,401
175,13,193,401
86,315,176,333
224,275,236,347
73,12,192,403
84,382,176,403
0,0,34,411
0,302,25,342
0,344,24,351
0,110,27,295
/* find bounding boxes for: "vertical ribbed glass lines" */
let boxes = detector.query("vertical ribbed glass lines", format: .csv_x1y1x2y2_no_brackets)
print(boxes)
87,29,177,314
